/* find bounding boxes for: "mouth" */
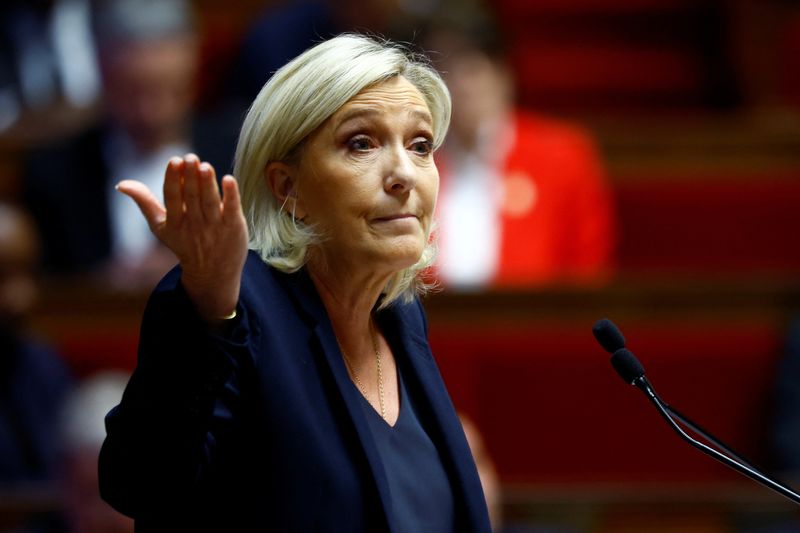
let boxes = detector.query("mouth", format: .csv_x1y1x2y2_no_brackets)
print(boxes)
373,213,418,223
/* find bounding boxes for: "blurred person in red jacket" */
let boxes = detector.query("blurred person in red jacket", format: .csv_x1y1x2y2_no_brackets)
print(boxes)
426,18,616,289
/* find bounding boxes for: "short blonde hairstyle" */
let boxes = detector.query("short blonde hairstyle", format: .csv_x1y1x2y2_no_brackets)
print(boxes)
234,34,451,307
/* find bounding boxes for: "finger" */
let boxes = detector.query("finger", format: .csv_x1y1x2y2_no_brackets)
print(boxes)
163,157,184,229
183,153,203,225
221,175,244,226
116,180,167,232
198,162,222,223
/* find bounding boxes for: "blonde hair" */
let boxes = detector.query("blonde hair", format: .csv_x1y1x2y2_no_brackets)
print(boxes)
234,34,451,307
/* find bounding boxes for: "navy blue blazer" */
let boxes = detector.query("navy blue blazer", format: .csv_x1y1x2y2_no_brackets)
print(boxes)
99,251,491,532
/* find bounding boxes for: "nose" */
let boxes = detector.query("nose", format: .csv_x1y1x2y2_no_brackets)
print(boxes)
384,143,417,194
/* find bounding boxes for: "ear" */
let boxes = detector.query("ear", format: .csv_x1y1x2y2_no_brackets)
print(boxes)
265,162,307,220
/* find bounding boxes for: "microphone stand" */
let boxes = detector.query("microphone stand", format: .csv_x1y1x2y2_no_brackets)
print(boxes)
664,404,757,471
632,376,800,506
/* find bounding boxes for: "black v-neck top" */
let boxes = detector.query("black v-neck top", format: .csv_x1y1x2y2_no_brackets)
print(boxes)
359,368,456,532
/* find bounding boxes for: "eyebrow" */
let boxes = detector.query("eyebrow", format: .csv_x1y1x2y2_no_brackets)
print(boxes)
335,107,433,128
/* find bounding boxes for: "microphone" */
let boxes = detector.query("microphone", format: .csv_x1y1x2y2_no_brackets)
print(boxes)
610,348,644,385
592,318,625,353
593,318,800,506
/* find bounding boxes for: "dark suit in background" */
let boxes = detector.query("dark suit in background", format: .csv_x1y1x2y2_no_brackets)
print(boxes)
22,118,237,275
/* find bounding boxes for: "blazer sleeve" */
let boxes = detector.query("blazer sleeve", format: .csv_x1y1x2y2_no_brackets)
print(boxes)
98,267,258,519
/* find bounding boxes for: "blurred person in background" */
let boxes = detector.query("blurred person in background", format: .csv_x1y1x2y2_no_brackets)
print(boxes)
22,0,236,287
759,318,800,532
225,0,456,108
58,371,132,533
460,415,503,531
461,415,549,533
770,317,800,479
0,0,100,132
0,203,71,533
425,16,616,290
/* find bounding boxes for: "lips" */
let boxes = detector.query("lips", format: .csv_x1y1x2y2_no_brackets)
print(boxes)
373,213,417,222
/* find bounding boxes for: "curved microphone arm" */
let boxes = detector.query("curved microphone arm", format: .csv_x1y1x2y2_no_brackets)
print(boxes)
633,376,800,506
663,403,757,472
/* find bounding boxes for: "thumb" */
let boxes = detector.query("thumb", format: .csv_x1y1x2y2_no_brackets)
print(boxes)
116,180,167,231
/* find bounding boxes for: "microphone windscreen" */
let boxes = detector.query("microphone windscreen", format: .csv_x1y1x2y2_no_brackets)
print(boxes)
611,348,645,384
592,318,626,353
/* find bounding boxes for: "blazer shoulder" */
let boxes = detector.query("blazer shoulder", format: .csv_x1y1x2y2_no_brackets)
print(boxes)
379,295,430,344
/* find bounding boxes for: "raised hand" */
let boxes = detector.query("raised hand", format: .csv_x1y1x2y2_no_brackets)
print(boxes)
116,154,249,322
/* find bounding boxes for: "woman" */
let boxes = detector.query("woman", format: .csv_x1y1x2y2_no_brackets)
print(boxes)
98,34,491,532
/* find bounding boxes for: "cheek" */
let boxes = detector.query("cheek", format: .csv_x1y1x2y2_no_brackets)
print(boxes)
420,166,440,214
300,162,371,223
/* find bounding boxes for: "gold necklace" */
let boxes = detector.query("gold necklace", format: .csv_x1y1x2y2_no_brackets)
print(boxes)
339,322,385,420
371,323,386,421
341,352,368,396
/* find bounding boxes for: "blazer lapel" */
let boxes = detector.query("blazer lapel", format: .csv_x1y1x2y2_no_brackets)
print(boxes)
378,302,491,533
280,270,396,531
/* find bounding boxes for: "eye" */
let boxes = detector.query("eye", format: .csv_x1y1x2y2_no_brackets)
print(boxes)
346,135,372,152
410,138,434,156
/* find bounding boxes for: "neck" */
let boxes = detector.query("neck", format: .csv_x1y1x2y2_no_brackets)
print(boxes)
307,251,401,424
307,253,392,360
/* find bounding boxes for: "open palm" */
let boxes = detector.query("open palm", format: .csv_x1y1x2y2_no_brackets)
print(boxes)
117,154,248,322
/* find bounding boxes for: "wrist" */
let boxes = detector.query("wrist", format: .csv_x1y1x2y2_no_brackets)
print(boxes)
179,273,241,323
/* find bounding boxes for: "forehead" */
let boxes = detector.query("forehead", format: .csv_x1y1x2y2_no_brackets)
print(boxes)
330,76,432,126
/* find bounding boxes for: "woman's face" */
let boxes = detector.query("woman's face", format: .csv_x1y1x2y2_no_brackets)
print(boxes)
293,76,439,274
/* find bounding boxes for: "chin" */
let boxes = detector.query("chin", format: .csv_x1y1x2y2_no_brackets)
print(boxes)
376,241,425,273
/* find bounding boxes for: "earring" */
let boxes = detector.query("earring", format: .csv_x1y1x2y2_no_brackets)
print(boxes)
290,201,303,223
